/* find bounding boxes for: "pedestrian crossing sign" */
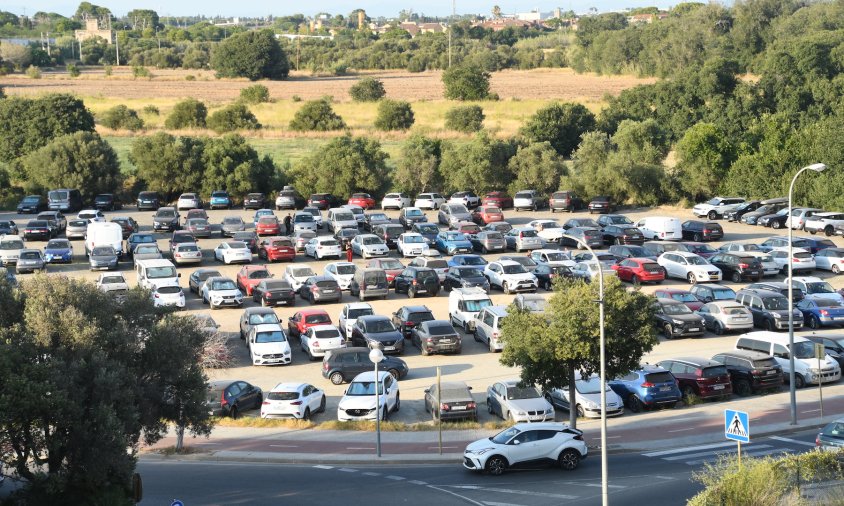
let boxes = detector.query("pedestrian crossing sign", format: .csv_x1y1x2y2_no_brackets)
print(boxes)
725,409,750,443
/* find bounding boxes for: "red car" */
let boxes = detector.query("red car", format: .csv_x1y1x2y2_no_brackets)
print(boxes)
366,258,405,286
455,221,481,235
236,265,272,295
287,309,332,339
256,216,281,236
482,191,513,210
654,288,704,311
612,258,665,285
348,193,376,210
471,206,504,225
258,236,296,262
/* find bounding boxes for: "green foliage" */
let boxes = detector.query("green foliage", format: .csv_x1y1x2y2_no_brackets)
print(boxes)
131,65,151,79
103,64,112,76
66,63,80,77
164,98,207,129
575,12,628,48
200,134,279,196
520,102,596,157
442,64,491,100
129,132,205,200
211,29,289,80
507,142,567,196
207,103,261,134
374,99,415,131
674,122,735,200
349,77,386,102
289,99,346,132
394,134,443,194
239,84,271,104
288,135,389,199
439,131,517,194
0,43,32,70
444,105,485,133
142,104,160,115
25,65,41,78
98,104,144,131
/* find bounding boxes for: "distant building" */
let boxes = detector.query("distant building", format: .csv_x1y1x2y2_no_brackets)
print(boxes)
475,18,536,31
74,17,113,44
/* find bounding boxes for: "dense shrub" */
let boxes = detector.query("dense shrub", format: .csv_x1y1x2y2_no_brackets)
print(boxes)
98,105,145,131
289,99,346,132
374,100,415,131
444,105,485,133
239,84,271,104
211,29,289,80
25,65,41,79
164,98,207,129
132,65,151,79
349,77,386,102
67,64,80,77
520,102,596,157
442,64,491,101
207,103,261,133
142,105,160,115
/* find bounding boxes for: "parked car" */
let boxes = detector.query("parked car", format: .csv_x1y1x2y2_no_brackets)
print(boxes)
397,207,426,230
243,193,268,210
324,261,356,290
470,230,506,253
96,272,129,299
252,279,295,307
206,380,262,419
304,237,342,260
300,325,345,361
657,357,733,400
658,251,723,284
463,422,586,475
366,258,405,286
696,301,754,334
692,196,745,220
484,260,537,294
200,276,244,309
396,232,429,258
393,266,441,298
735,288,803,331
16,195,47,214
746,281,805,304
381,192,411,210
298,275,342,304
545,374,624,419
608,365,681,412
214,241,252,265
792,276,844,305
64,219,87,240
796,298,844,329
486,379,555,423
349,267,389,301
681,220,724,242
804,334,844,370
435,230,473,255
258,236,296,263
43,238,73,264
768,248,816,274
534,264,573,290
513,190,544,211
549,190,584,213
654,288,704,310
351,234,389,259
411,319,461,355
337,371,400,421
814,247,844,274
425,381,476,421
22,220,52,241
172,243,203,266
189,268,223,294
275,188,305,210
613,258,665,284
348,192,375,210
391,305,435,339
443,266,490,292
724,199,761,222
560,227,603,250
261,382,326,419
287,308,331,339
503,227,543,252
471,206,504,225
349,315,405,354
815,418,844,452
786,207,823,230
758,208,791,228
601,225,645,246
597,214,634,228
322,347,409,385
339,302,375,338
654,298,706,339
176,193,202,211
15,249,46,274
152,207,181,232
708,252,764,282
740,200,788,225
438,203,473,228
482,191,513,210
237,307,281,340
690,283,736,303
608,244,654,261
88,246,119,271
588,196,613,214
110,216,139,239
236,265,272,296
151,285,185,309
414,192,446,210
256,216,281,236
93,193,121,211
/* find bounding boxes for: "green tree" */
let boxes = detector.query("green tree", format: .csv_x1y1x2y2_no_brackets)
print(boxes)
507,142,567,196
211,29,289,80
444,104,485,133
289,99,346,131
349,77,386,102
500,277,657,428
239,84,270,104
200,134,278,196
520,102,596,157
207,103,261,134
674,122,735,200
129,132,205,200
442,64,491,100
288,135,389,199
611,119,670,165
126,8,160,30
374,99,415,131
439,131,517,193
22,131,121,202
0,94,95,163
575,12,627,48
164,98,207,129
74,2,111,20
98,104,144,131
394,134,443,194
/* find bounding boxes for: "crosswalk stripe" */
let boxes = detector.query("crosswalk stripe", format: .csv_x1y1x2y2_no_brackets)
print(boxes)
642,441,738,457
662,444,772,461
685,448,794,466
769,436,817,448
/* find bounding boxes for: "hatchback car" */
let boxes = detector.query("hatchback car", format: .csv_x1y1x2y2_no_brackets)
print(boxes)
486,379,555,423
16,249,46,274
207,380,262,419
88,246,118,270
151,285,185,309
214,241,252,264
654,298,706,339
321,347,409,385
657,357,733,400
681,220,724,242
612,258,664,284
307,193,337,210
43,238,73,264
608,365,681,412
470,230,506,253
425,381,476,421
414,192,446,210
381,192,411,210
504,228,543,252
243,193,268,210
548,191,584,213
275,189,305,210
690,283,736,304
443,266,490,292
711,350,783,396
393,266,440,298
471,206,504,225
177,193,203,211
708,253,764,282
411,320,461,355
172,243,203,266
261,383,326,420
153,207,181,232
696,301,754,335
298,275,342,304
545,374,624,419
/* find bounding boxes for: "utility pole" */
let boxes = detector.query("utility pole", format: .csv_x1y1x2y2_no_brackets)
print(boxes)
448,0,455,67
115,30,120,65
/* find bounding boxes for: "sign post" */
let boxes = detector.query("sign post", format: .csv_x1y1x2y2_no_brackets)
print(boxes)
725,409,750,468
816,343,825,418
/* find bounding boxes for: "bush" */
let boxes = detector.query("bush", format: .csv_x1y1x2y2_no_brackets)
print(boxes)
292,95,302,102
289,99,346,132
374,99,415,131
103,65,112,76
98,105,145,131
142,105,160,115
349,77,386,102
211,29,289,80
240,84,271,104
520,102,596,157
445,105,485,133
442,64,491,100
185,74,195,81
207,103,261,133
132,65,151,79
164,98,207,129
25,65,41,79
67,64,80,77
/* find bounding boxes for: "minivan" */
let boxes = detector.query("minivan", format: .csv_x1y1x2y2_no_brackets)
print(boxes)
349,268,389,301
85,222,124,257
472,305,508,353
136,258,180,291
735,331,842,387
636,216,683,241
48,188,82,213
327,208,359,232
549,191,584,213
735,288,804,331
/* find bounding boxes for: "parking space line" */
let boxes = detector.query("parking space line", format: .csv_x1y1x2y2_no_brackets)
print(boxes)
409,480,428,485
446,485,578,500
313,465,333,470
362,472,381,477
663,445,771,461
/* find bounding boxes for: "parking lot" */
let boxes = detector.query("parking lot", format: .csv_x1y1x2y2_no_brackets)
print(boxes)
6,201,844,425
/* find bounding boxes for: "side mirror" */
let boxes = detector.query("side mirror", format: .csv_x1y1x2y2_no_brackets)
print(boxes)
424,389,430,394
513,439,521,445
468,386,473,390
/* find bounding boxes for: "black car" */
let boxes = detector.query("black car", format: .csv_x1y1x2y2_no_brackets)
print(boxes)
0,220,18,235
534,264,573,291
740,202,787,225
252,279,296,307
243,193,267,210
153,207,181,232
411,320,462,355
654,298,706,339
23,220,52,240
725,200,762,222
412,222,440,245
608,244,655,261
394,267,440,298
349,315,405,354
424,381,477,421
321,347,409,385
746,281,805,304
334,228,359,250
736,288,803,331
711,350,784,395
207,380,263,418
16,195,47,214
232,231,259,253
602,225,644,246
681,220,724,242
708,253,764,282
391,305,435,338
189,268,223,294
363,212,392,233
588,196,613,214
127,233,156,257
399,208,427,230
443,266,490,292
136,191,161,211
94,193,121,211
804,334,844,369
758,208,790,229
111,217,139,239
307,193,338,210
372,224,405,249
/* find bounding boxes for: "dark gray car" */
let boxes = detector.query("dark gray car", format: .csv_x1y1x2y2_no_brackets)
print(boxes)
424,381,476,421
298,275,341,304
350,315,405,354
221,216,246,237
412,320,462,355
89,246,119,271
470,230,506,253
16,249,46,274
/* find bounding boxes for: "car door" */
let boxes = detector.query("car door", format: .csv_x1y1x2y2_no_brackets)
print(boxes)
237,381,258,408
505,429,543,467
382,375,397,411
239,312,250,337
488,383,505,417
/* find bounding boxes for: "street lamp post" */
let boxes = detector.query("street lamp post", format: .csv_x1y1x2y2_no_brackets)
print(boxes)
369,347,385,457
561,234,607,506
787,162,827,426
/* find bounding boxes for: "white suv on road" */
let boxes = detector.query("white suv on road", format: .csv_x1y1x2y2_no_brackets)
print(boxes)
692,197,745,220
337,371,400,421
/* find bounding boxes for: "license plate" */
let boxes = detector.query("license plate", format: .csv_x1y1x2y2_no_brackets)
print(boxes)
384,346,395,351
659,386,671,392
323,290,336,294
767,370,777,375
450,405,466,410
440,339,452,344
712,385,725,390
688,328,700,332
266,359,280,363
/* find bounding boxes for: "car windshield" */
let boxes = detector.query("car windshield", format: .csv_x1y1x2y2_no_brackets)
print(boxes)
687,256,709,265
305,314,331,324
291,268,315,278
295,214,314,222
706,198,722,206
427,324,456,336
506,386,541,400
136,245,159,254
156,210,176,218
334,264,356,275
131,235,155,244
459,256,486,265
156,286,182,295
380,259,403,270
365,319,396,333
520,230,538,238
822,422,844,439
492,427,521,445
417,224,438,233
763,297,790,310
346,381,384,396
608,216,632,224
403,235,425,244
267,391,299,401
263,280,289,291
249,312,280,325
792,341,816,359
335,213,355,221
47,240,70,249
520,298,548,311
211,280,237,290
223,217,243,225
255,331,286,343
370,213,389,221
670,293,698,303
314,329,341,339
663,303,693,315
464,299,493,312
23,196,40,203
259,217,278,225
712,289,736,300
576,377,610,395
91,247,114,256
101,276,125,284
457,267,484,278
362,236,383,245
348,308,374,319
806,282,835,294
502,264,527,274
20,251,40,260
485,232,503,240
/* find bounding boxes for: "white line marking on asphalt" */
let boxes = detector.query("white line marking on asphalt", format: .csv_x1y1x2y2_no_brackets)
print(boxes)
447,485,578,500
643,441,739,457
409,480,428,485
685,448,793,466
338,468,358,473
427,485,485,506
663,445,772,461
651,476,675,481
668,428,695,433
769,436,817,448
313,465,333,470
428,446,458,449
803,409,822,413
194,442,219,445
483,501,527,506
385,475,405,481
269,444,298,448
346,447,375,450
362,472,381,477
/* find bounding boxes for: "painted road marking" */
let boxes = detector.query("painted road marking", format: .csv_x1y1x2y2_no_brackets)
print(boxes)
686,448,793,466
362,472,381,477
668,428,696,433
427,485,485,506
409,480,428,485
483,502,527,506
346,447,375,450
338,468,358,473
385,475,405,481
446,485,578,500
269,444,298,448
428,446,458,449
313,465,333,470
662,445,772,461
643,441,737,457
769,436,817,448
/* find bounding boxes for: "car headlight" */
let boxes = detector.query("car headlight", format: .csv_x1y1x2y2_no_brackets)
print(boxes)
515,411,527,416
672,319,683,325
546,407,555,414
773,313,782,319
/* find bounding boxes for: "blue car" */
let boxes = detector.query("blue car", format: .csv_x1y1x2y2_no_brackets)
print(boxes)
412,222,440,245
448,254,488,268
44,238,73,264
797,298,844,329
209,190,232,210
608,365,681,412
435,231,473,256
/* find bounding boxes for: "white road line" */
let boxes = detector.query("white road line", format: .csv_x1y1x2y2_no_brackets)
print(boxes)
803,409,822,413
346,447,375,450
409,480,428,485
769,436,817,448
362,472,381,477
428,446,458,449
313,465,333,470
668,428,696,433
447,485,578,500
385,475,405,481
483,502,527,506
193,442,219,445
338,468,358,473
685,448,793,466
269,444,298,448
643,441,740,457
663,445,772,462
427,485,485,506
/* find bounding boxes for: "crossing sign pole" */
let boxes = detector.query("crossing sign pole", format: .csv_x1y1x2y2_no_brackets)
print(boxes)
725,409,750,468
816,343,825,418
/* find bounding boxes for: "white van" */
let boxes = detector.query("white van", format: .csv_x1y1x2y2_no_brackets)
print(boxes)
86,222,124,257
636,216,683,241
327,208,358,232
735,331,841,387
449,287,493,332
136,258,180,291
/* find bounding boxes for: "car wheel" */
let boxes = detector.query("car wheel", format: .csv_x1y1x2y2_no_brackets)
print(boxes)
473,329,480,343
714,321,725,335
487,400,494,414
489,338,496,353
615,238,622,245
450,314,459,327
408,287,416,299
627,395,643,413
230,406,239,419
503,281,510,295
687,273,697,285
825,226,836,237
794,374,806,389
507,411,515,423
708,211,717,220
381,406,389,421
486,456,507,476
302,408,311,421
809,315,821,330
663,323,674,340
387,368,400,380
319,396,326,413
576,405,585,418
544,280,552,291
833,264,842,275
329,372,345,385
693,233,702,242
731,271,742,283
559,448,581,471
631,275,640,286
734,380,752,397
682,386,696,402
393,393,400,412
772,221,782,229
763,318,774,332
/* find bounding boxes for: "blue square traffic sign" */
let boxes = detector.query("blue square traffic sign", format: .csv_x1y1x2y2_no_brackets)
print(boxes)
725,409,750,443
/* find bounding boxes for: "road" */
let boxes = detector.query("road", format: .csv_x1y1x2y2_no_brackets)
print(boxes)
137,432,819,505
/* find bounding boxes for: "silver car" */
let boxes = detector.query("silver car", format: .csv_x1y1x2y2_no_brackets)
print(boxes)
177,193,203,211
438,203,473,229
221,216,246,237
471,230,506,253
504,228,544,252
0,235,25,265
487,379,555,423
696,301,754,334
16,249,46,274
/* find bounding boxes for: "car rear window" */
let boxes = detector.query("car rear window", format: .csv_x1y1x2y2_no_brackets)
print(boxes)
794,251,812,260
417,270,439,282
515,192,533,199
314,329,340,339
643,263,662,272
485,232,503,240
427,324,456,336
305,314,331,324
408,312,435,322
316,280,338,288
644,372,674,384
752,358,778,369
157,286,182,294
267,391,299,401
702,366,728,378
427,260,448,269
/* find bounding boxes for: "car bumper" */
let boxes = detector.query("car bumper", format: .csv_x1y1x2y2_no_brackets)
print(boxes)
508,281,538,293
805,369,841,384
153,223,179,231
45,254,72,263
581,405,624,418
261,408,306,419
89,261,118,270
774,319,803,330
422,342,462,354
512,413,555,423
338,409,379,421
252,354,292,365
24,232,51,240
210,298,243,307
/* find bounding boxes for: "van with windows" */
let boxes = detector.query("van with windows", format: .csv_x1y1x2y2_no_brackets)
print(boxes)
349,268,389,301
48,188,83,213
735,331,841,388
636,216,683,241
85,222,124,257
449,287,493,332
327,208,359,232
734,288,804,331
136,258,181,291
472,305,508,353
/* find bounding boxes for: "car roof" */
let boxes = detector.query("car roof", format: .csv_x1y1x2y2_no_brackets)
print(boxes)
252,323,283,332
298,308,330,316
666,357,724,367
738,288,783,297
345,302,373,309
208,379,240,389
419,319,454,328
244,307,276,316
270,382,307,392
656,297,687,305
656,288,691,295
715,350,773,361
792,276,823,282
308,324,339,332
401,305,432,312
351,370,391,382
484,305,509,317
741,331,810,344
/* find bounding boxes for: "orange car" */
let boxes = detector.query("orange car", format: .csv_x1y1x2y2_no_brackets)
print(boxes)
236,265,273,295
471,206,504,225
348,193,376,210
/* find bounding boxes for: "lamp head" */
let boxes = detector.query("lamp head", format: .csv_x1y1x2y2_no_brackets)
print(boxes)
369,347,384,363
807,163,827,173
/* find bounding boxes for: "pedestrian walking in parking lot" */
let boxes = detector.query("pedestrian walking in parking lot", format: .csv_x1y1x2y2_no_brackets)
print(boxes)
346,244,354,263
284,213,292,235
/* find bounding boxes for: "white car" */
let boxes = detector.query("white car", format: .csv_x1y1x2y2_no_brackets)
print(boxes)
172,242,203,265
658,251,722,284
448,191,481,208
300,206,324,229
396,233,429,257
769,248,816,274
337,371,400,421
414,192,446,210
486,379,554,423
304,237,342,260
324,262,356,290
570,261,619,282
527,220,565,243
545,375,624,419
214,241,252,264
351,234,389,258
719,242,764,253
483,260,538,294
77,209,105,223
785,208,823,230
300,324,345,360
529,248,575,267
199,276,244,309
382,192,411,210
814,248,844,274
283,264,316,291
261,382,326,419
247,323,292,365
96,272,129,297
152,285,185,309
292,212,318,232
804,212,844,236
177,193,202,210
792,276,844,305
743,251,778,276
342,204,366,226
0,235,25,266
463,423,587,475
692,197,745,219
338,302,374,338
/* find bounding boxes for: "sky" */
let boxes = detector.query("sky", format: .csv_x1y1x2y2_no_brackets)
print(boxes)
7,1,678,19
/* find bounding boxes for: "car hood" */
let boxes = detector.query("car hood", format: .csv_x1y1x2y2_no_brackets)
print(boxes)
44,248,71,255
251,341,291,354
90,254,117,261
443,239,473,248
806,293,844,304
338,394,387,411
363,244,388,251
459,275,488,285
365,330,403,342
501,272,536,282
668,314,704,323
576,389,623,407
209,288,241,297
101,282,129,291
507,397,551,412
